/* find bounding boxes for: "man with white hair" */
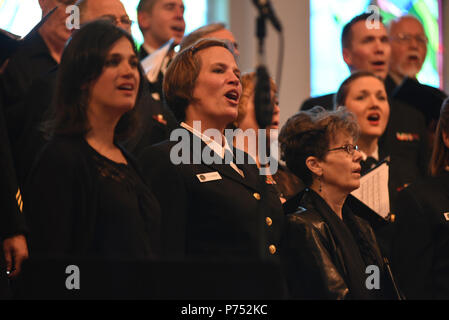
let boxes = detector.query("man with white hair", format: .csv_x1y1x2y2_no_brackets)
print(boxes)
387,15,447,131
388,15,429,86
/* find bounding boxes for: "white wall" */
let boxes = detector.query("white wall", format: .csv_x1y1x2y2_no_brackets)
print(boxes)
228,0,310,129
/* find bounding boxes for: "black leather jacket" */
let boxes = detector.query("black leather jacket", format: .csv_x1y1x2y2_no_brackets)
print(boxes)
281,189,403,300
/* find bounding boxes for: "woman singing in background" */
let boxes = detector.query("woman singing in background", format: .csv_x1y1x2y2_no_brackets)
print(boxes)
279,106,401,299
335,72,395,260
25,20,161,259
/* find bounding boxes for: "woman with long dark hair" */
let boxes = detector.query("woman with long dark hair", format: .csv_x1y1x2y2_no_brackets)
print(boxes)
24,20,160,259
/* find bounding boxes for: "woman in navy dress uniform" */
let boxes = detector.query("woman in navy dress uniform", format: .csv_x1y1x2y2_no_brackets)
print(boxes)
139,39,284,262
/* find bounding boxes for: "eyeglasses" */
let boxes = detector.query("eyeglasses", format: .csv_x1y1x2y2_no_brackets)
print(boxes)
391,33,428,46
100,15,133,28
328,144,359,155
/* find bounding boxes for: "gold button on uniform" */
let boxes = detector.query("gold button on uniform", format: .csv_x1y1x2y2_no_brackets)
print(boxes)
253,193,261,200
266,217,273,227
269,245,276,255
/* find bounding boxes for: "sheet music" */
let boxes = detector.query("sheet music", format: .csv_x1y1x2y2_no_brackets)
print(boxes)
351,162,390,218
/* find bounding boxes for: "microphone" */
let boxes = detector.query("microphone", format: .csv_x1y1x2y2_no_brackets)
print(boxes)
252,0,282,32
254,65,274,129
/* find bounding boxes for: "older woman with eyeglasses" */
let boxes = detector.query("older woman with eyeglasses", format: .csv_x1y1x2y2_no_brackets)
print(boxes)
279,106,402,300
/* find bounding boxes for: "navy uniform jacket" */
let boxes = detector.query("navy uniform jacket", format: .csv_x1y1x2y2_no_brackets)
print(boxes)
0,100,26,241
139,128,284,260
392,171,449,299
386,75,447,127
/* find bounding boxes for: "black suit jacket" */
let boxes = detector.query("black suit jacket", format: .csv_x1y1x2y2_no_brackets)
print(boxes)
392,171,449,299
0,32,57,140
139,128,284,261
387,75,447,127
300,93,335,111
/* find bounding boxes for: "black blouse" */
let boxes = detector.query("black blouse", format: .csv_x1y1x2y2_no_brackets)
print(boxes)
24,136,161,260
86,143,160,259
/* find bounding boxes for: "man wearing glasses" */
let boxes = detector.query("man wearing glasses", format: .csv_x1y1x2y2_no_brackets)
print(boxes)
389,15,430,86
388,15,447,137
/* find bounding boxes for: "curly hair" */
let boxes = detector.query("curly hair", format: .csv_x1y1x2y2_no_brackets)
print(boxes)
279,106,360,186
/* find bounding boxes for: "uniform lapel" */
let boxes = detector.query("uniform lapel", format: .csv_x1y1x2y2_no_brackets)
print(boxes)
186,131,262,193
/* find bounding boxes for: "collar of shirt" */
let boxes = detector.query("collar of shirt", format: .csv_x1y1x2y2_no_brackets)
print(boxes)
180,122,234,160
141,43,157,56
360,145,379,162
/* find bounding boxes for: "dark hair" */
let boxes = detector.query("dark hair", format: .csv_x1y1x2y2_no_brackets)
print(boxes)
44,20,144,141
430,97,449,176
341,13,384,49
137,0,158,13
279,106,360,186
334,71,384,109
163,38,236,121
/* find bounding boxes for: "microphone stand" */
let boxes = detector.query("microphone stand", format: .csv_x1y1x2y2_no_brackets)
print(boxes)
254,11,272,130
256,13,267,67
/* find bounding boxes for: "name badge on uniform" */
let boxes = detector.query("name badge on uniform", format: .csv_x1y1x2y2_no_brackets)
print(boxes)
197,172,222,183
443,212,449,221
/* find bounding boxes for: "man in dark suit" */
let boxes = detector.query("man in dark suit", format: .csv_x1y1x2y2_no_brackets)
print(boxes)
0,0,77,146
136,0,185,60
300,13,391,111
301,13,428,186
387,15,447,145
